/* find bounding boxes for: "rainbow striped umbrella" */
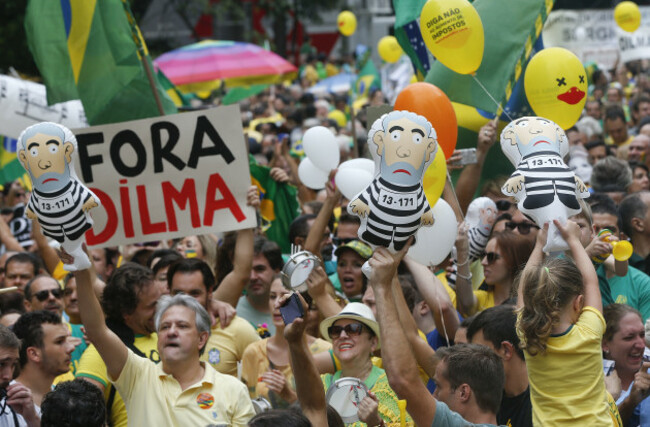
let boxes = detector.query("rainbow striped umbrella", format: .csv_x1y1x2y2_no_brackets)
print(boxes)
153,40,297,89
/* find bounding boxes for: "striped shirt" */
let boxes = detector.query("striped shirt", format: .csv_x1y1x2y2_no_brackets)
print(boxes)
28,180,94,242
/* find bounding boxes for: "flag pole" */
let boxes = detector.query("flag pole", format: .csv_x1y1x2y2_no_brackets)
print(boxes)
121,0,165,116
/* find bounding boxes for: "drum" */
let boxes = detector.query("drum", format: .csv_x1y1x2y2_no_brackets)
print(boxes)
281,250,321,293
325,377,369,423
251,397,272,414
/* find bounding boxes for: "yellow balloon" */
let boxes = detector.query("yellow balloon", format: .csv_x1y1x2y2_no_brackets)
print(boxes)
524,47,588,130
337,11,357,37
378,36,403,63
615,1,641,33
419,0,484,75
423,147,447,207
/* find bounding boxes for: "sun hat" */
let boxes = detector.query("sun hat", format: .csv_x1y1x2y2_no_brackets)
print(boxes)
334,240,372,260
319,302,381,349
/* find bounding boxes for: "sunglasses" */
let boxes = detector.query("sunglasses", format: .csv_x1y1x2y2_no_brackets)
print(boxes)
333,237,356,246
496,200,513,211
328,322,365,339
505,221,540,235
484,252,501,264
33,288,63,302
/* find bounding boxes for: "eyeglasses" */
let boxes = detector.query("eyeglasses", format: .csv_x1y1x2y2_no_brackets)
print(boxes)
484,252,501,264
328,322,365,339
505,221,540,235
496,200,513,211
33,288,63,302
333,237,356,246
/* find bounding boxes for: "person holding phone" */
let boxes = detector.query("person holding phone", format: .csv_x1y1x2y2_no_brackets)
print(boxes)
319,302,412,426
241,277,331,408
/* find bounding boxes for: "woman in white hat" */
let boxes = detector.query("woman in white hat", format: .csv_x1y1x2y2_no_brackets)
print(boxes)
320,302,412,426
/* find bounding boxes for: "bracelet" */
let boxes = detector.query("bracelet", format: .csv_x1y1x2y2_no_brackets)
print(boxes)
456,258,469,267
457,271,472,280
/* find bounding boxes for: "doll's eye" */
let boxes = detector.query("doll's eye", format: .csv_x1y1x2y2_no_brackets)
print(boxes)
517,121,528,127
390,130,401,141
30,148,39,157
412,134,422,144
48,144,58,154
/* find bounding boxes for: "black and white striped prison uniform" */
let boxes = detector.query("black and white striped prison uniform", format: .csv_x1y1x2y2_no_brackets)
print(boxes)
512,150,580,211
356,177,430,251
28,180,93,243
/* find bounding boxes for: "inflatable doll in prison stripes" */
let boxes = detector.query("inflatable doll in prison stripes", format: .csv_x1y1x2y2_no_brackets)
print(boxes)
348,110,437,252
17,122,100,271
501,116,589,253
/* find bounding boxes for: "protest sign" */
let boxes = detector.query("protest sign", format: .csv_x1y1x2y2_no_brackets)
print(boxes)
73,105,256,248
0,75,88,140
543,7,650,68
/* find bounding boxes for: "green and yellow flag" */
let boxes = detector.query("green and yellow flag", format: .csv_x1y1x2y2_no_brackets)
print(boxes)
249,156,301,253
25,0,177,125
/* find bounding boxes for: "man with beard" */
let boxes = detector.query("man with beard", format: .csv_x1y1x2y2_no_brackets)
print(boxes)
17,122,99,271
0,325,40,426
13,311,75,409
349,111,437,251
76,263,161,427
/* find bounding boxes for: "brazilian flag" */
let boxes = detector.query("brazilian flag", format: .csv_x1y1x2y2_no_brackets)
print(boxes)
249,156,301,253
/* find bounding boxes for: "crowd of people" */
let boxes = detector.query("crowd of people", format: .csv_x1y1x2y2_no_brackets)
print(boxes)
4,55,650,427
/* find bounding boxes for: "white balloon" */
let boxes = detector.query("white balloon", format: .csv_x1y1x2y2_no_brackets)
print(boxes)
335,168,374,200
303,126,340,172
338,158,376,175
408,199,458,266
298,158,329,189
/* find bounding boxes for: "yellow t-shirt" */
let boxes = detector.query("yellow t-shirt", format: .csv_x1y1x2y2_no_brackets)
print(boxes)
241,337,331,407
472,289,495,314
112,349,255,427
519,306,616,426
201,316,260,377
76,334,159,427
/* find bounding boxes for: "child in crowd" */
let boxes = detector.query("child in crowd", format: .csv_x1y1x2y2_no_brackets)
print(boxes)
516,219,622,426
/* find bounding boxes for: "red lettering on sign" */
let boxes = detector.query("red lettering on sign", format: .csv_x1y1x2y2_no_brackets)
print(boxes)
119,184,134,238
85,188,117,245
203,173,245,226
162,179,201,232
136,185,167,234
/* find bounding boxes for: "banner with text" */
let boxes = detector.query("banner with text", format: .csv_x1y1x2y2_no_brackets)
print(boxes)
73,105,256,248
543,7,650,69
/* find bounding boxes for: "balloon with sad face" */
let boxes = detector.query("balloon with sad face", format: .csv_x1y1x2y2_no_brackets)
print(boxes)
524,47,587,130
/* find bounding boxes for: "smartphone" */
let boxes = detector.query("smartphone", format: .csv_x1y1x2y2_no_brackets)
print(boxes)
450,148,477,166
280,293,304,325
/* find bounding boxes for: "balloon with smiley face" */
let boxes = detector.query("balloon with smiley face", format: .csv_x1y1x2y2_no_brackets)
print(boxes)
348,111,438,252
524,48,588,130
501,117,590,253
17,122,100,272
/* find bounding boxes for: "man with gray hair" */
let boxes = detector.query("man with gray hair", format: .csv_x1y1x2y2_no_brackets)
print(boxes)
72,265,255,426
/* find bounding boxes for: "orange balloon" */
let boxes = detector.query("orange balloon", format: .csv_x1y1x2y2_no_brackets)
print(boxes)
394,82,457,159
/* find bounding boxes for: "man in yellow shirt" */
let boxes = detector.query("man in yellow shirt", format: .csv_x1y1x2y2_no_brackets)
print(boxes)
76,263,161,427
70,255,255,426
167,258,260,376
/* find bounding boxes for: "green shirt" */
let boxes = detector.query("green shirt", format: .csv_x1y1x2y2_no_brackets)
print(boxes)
601,264,650,322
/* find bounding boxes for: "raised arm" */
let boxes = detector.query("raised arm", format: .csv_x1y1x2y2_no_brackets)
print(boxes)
305,266,342,319
213,186,258,307
454,120,498,214
391,275,437,380
0,215,24,252
369,241,437,426
452,223,477,317
31,222,61,276
65,253,127,381
282,293,328,427
559,219,602,312
304,171,339,260
516,222,547,309
403,256,459,344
